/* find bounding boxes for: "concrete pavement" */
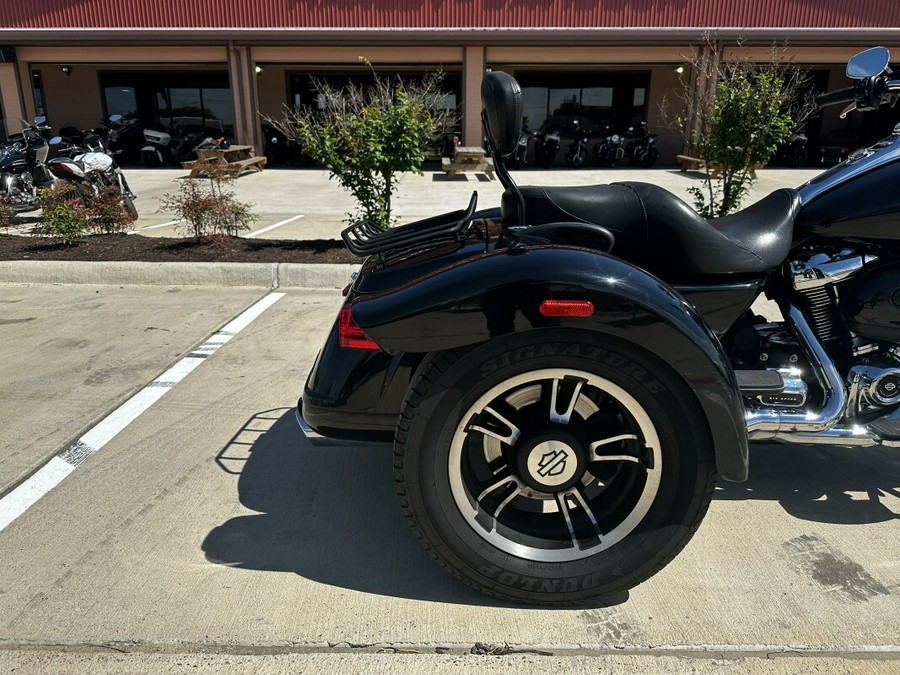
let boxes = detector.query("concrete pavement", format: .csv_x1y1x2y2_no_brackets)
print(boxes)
0,286,897,673
1,167,898,672
114,165,823,241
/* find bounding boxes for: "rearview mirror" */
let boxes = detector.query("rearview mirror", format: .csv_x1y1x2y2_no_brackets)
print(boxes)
847,46,891,79
109,114,122,123
33,115,47,125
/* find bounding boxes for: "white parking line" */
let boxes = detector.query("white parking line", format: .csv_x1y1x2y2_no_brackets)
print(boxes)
242,214,304,239
128,219,182,234
0,292,285,533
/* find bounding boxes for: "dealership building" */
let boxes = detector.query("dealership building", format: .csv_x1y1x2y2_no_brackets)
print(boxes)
0,1,898,164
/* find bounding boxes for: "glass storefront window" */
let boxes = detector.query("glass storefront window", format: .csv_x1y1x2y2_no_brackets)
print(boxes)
104,86,138,119
516,71,650,137
201,88,235,137
168,88,204,129
31,70,46,117
99,71,235,139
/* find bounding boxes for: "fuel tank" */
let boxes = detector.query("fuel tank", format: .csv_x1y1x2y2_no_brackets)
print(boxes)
796,133,900,241
843,261,900,342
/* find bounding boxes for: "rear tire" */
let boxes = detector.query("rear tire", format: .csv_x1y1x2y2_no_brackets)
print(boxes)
395,330,716,605
640,148,659,168
122,195,138,221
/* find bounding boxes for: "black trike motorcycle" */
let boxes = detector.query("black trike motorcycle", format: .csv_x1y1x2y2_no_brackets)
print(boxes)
299,47,900,605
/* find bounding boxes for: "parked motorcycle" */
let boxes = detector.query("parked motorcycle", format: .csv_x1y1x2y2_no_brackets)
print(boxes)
261,122,290,167
564,120,590,168
0,116,53,212
47,132,137,220
624,121,660,168
298,47,900,605
504,126,530,169
592,124,625,167
103,115,143,166
533,125,560,168
141,124,206,167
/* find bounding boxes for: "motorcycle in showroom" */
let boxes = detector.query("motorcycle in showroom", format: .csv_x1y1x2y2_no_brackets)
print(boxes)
592,123,625,167
564,120,590,168
299,47,900,605
504,125,530,169
532,124,560,168
624,121,660,168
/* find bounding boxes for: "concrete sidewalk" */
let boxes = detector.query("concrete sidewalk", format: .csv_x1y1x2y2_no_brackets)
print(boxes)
120,165,821,241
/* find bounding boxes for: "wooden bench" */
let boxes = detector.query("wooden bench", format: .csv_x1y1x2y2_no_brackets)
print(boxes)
677,154,712,174
442,150,495,180
676,154,764,179
182,145,267,178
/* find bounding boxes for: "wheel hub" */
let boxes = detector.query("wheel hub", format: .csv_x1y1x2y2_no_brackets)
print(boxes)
517,430,586,493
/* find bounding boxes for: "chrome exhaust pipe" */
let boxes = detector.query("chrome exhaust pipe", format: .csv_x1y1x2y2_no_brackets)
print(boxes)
746,305,847,439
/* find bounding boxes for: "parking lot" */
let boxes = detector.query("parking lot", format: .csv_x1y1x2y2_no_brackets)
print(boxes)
0,266,898,672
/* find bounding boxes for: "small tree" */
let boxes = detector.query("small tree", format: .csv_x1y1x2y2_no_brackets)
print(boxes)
273,61,455,229
160,170,258,239
666,39,817,217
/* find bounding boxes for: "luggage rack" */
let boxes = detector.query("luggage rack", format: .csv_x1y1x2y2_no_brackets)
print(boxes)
341,192,478,257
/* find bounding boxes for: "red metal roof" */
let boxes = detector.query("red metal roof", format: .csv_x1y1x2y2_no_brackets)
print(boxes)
1,0,899,30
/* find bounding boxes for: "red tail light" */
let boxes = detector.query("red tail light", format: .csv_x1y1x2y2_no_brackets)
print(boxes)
339,305,381,351
539,300,595,318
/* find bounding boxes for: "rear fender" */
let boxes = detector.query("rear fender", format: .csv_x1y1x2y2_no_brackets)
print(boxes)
353,246,748,481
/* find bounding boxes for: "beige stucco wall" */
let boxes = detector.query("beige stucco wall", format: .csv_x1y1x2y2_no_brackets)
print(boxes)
3,42,882,160
36,65,104,131
256,66,290,124
0,64,25,138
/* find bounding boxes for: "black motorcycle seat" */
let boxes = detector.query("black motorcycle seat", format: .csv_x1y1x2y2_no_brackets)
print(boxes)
501,181,800,278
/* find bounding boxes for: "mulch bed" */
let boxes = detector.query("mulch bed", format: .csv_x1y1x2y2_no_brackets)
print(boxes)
0,233,359,264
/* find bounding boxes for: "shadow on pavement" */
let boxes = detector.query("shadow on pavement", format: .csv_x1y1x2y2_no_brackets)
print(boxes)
202,407,627,608
714,442,900,525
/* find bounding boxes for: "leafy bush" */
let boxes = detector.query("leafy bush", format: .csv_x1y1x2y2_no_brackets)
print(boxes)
273,61,455,229
87,186,137,234
159,172,258,239
665,39,816,217
37,183,136,244
37,185,90,245
0,195,15,229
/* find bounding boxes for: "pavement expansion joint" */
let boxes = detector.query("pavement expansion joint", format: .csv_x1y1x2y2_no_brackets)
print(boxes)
0,640,898,660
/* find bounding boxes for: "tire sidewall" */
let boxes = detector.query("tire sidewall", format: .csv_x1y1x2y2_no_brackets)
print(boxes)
400,330,713,601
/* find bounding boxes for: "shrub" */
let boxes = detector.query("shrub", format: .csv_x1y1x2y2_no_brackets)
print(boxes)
0,195,15,229
159,172,258,239
37,185,90,245
272,61,456,229
87,186,137,234
664,39,816,217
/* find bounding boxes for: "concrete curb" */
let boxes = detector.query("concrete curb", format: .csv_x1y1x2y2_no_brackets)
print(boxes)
0,261,361,289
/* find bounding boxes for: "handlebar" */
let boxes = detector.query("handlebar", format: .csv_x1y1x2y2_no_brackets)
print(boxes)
816,86,856,108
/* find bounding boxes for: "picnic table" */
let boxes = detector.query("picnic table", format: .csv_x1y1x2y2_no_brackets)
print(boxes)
676,153,764,179
442,146,495,179
182,145,267,178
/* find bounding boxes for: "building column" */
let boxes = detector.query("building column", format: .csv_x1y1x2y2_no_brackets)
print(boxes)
462,45,485,147
227,43,260,150
0,63,25,138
